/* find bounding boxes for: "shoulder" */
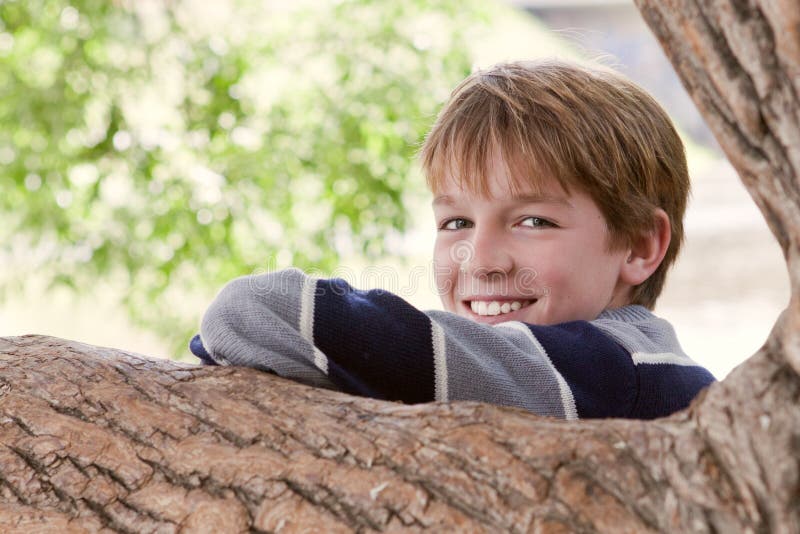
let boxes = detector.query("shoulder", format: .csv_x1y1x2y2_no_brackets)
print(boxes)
591,306,717,418
591,305,688,360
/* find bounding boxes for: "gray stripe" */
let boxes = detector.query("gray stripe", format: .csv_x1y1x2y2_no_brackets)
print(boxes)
593,305,692,361
201,270,337,389
428,311,566,417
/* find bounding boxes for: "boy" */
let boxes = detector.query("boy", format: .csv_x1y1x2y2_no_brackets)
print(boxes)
190,59,715,419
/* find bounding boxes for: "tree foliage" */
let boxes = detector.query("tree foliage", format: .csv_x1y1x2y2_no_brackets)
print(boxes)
0,0,497,352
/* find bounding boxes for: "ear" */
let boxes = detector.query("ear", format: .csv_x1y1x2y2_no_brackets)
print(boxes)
619,209,671,286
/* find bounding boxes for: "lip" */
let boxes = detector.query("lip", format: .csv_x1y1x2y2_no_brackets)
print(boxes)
460,298,538,325
464,297,532,302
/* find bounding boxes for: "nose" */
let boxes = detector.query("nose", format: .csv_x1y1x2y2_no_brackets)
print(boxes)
460,227,514,279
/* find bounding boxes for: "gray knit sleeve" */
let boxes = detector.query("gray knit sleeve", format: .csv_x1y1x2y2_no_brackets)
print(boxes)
199,268,337,390
198,268,577,417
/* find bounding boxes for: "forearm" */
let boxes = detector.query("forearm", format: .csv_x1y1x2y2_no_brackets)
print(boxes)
197,269,589,417
196,271,714,419
200,269,442,400
200,268,337,390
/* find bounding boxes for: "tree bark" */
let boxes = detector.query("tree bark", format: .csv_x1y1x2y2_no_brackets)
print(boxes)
0,329,796,533
3,1,800,532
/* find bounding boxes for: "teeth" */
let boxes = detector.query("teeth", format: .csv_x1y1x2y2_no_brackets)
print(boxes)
470,300,530,316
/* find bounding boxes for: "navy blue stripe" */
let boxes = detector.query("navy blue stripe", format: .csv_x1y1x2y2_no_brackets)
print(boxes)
526,321,637,418
313,278,435,403
631,364,715,419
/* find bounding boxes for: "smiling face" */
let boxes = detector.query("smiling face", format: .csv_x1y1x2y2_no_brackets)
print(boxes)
432,161,633,326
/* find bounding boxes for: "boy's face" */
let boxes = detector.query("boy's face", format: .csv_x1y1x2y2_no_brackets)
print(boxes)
432,161,632,326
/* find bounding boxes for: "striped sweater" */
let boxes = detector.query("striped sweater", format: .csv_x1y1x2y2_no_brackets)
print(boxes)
190,268,715,419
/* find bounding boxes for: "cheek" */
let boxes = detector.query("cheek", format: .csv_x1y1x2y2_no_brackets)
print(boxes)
433,241,457,299
528,257,572,289
433,242,451,273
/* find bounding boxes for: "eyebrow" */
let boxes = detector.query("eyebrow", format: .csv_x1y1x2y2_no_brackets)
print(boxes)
432,194,573,208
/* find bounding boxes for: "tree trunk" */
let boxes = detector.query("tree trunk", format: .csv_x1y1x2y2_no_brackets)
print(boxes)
3,1,800,532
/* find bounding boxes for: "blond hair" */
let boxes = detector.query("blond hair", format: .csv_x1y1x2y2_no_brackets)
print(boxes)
419,59,689,309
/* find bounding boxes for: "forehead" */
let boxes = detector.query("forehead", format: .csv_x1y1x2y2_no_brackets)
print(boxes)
431,155,571,205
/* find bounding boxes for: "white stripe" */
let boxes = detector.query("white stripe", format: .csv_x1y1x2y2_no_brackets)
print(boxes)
313,347,329,374
299,276,317,340
430,320,448,401
495,321,578,420
300,276,329,375
632,352,697,367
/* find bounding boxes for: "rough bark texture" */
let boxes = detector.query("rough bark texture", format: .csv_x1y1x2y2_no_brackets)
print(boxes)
2,1,800,532
0,334,793,533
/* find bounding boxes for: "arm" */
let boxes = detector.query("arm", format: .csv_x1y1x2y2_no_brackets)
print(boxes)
197,269,338,390
194,269,645,419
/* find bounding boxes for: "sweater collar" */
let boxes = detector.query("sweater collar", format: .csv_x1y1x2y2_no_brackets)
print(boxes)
597,305,655,323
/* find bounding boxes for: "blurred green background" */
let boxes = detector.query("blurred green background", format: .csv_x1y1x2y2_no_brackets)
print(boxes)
1,0,788,377
1,0,570,356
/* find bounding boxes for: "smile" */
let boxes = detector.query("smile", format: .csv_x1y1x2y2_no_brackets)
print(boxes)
468,300,535,317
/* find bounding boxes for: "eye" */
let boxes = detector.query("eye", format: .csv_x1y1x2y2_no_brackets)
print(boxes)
439,218,473,231
519,216,557,228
